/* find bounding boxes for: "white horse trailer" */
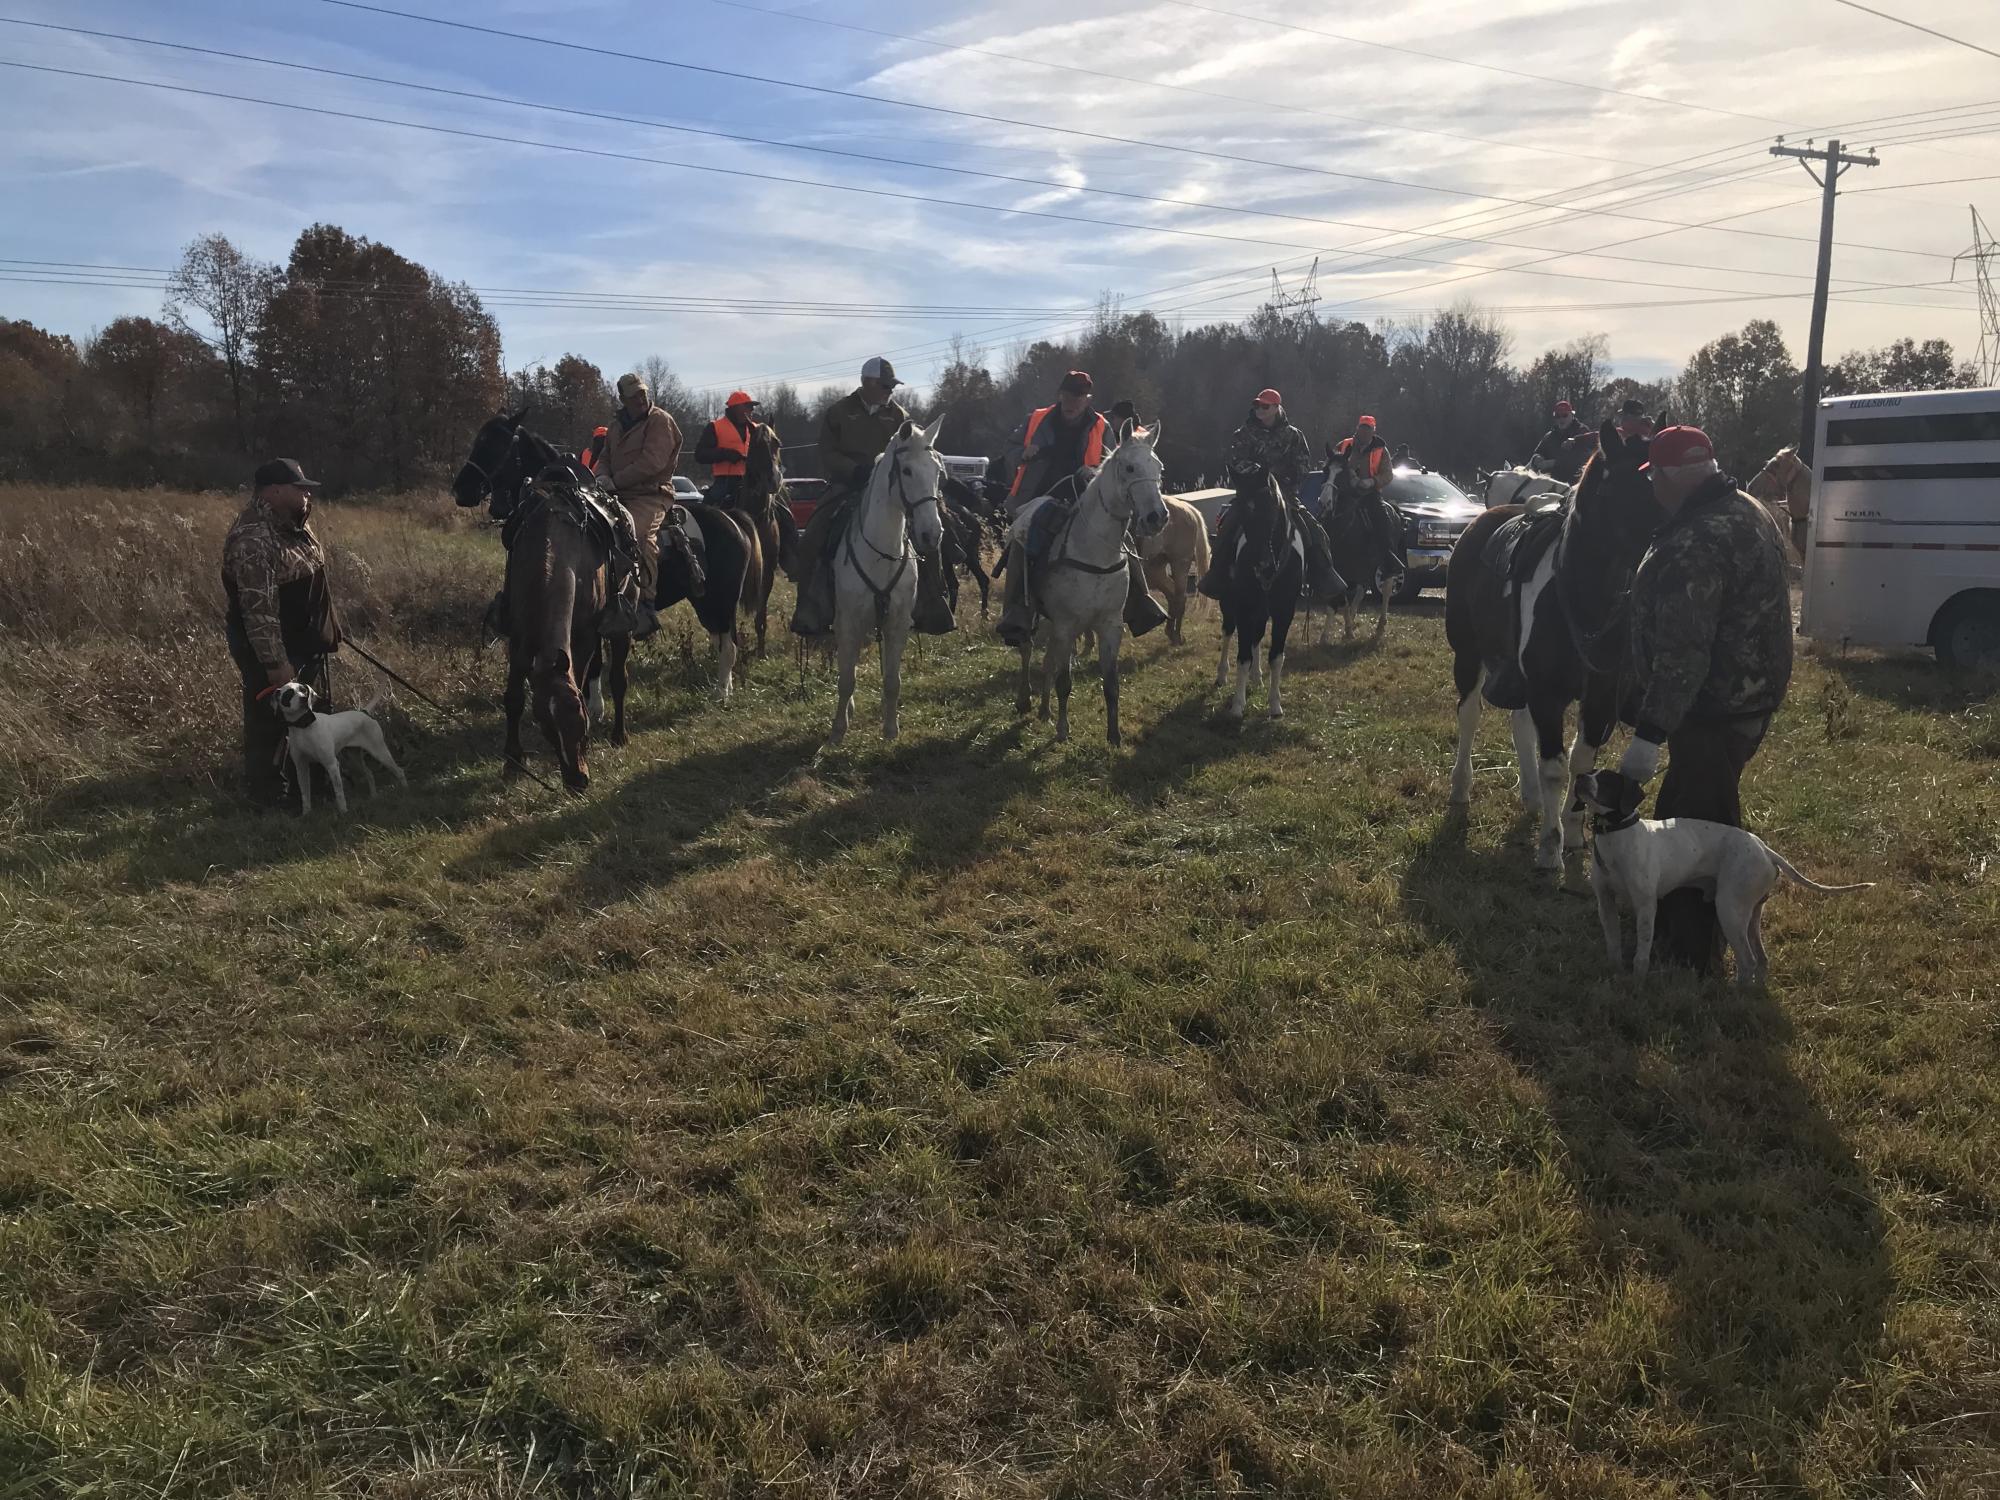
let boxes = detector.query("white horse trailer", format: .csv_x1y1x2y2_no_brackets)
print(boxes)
1802,387,2000,669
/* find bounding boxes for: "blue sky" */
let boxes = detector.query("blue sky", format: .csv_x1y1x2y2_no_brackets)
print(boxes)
3,0,1996,403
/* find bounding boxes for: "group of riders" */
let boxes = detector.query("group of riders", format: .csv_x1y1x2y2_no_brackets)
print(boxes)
535,358,1445,657
480,356,1661,667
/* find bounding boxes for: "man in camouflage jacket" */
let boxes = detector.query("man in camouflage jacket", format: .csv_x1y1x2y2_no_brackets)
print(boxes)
1618,425,1793,972
1201,389,1342,600
222,458,342,808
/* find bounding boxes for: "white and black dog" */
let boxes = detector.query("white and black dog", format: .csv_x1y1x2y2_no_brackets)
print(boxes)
272,681,406,814
1572,769,1872,986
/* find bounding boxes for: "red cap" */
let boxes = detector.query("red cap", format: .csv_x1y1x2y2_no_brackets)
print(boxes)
1642,425,1715,473
726,390,755,409
1553,400,1574,417
1058,370,1094,395
1254,387,1283,406
1357,414,1376,427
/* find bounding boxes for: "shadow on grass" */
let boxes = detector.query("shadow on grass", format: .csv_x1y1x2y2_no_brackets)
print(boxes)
1830,652,1998,711
1400,813,1889,1486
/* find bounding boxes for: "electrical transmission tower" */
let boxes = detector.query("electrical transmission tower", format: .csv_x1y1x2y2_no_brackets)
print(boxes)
1957,207,2000,387
1266,257,1320,333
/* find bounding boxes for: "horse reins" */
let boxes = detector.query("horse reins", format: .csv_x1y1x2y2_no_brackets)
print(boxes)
842,443,939,623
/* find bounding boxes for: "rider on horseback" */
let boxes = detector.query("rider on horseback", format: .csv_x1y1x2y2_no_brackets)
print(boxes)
994,370,1168,648
1327,415,1407,584
1200,389,1341,600
790,357,955,638
697,392,798,572
1531,400,1600,484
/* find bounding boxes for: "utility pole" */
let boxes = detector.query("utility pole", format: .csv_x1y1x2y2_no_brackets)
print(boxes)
1771,138,1878,462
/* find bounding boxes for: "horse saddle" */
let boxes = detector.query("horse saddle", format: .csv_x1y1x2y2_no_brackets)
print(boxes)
1481,505,1564,586
1478,508,1565,710
1023,497,1079,615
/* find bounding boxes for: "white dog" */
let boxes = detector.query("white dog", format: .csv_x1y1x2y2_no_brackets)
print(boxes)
1572,769,1872,986
273,681,406,814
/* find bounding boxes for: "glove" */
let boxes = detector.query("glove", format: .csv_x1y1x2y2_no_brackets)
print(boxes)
1617,738,1662,784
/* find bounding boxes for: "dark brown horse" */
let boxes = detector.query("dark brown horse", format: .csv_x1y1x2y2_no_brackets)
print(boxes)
733,425,786,655
1444,417,1658,865
452,412,626,790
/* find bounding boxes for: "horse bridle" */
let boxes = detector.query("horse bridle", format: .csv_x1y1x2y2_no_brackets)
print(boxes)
844,440,942,603
1055,455,1162,576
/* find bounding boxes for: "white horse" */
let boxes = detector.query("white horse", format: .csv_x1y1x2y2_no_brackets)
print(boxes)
1481,466,1569,512
1008,422,1170,746
827,414,947,747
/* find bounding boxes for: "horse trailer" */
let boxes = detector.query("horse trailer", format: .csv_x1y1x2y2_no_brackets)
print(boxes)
1802,387,2000,670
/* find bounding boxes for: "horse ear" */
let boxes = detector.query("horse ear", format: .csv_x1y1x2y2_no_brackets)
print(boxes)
1143,419,1161,445
507,405,528,427
1116,417,1135,445
921,412,945,448
1599,416,1619,448
896,419,915,440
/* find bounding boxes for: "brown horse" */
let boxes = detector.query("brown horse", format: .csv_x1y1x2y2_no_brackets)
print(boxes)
733,426,785,655
1139,494,1210,646
452,413,624,791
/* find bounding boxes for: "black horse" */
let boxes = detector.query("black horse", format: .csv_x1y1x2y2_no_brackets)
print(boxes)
1445,417,1660,867
1209,463,1301,721
451,410,628,782
938,475,997,619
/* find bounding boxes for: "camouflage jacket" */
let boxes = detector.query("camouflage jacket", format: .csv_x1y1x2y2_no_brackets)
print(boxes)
1224,416,1314,501
1629,475,1792,742
221,498,333,671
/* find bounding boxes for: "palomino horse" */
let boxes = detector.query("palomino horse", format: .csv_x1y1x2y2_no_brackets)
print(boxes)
1746,447,1808,565
827,414,948,746
1138,494,1209,646
1211,463,1302,720
734,425,787,655
452,411,626,789
1445,418,1659,867
1009,421,1170,745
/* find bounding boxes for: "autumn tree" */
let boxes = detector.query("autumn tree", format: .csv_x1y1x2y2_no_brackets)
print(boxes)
1675,320,1801,474
166,233,275,452
1824,337,1978,397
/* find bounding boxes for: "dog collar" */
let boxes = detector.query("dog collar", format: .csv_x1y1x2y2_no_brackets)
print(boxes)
1593,810,1643,834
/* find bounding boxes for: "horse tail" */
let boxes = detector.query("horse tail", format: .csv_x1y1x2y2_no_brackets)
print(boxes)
1191,509,1211,577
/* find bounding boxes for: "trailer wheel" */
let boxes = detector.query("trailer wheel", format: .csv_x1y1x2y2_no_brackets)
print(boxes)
1934,592,2000,672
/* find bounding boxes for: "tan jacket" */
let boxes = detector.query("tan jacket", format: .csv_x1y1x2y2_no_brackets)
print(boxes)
599,406,683,496
817,389,909,488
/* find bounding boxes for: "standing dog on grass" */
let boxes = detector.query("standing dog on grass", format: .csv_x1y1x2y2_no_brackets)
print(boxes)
1573,770,1871,986
273,682,405,815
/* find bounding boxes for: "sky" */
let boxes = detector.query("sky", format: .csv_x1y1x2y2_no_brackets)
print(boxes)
2,0,1997,403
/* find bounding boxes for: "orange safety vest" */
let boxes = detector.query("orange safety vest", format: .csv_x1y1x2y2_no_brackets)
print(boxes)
579,425,608,472
1008,405,1107,499
707,416,750,477
1336,436,1388,482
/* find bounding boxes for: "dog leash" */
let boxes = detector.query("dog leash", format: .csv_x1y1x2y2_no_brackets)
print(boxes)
342,638,567,796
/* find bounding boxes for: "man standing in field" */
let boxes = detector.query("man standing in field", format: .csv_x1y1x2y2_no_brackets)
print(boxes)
222,458,341,809
596,372,683,637
1619,425,1793,972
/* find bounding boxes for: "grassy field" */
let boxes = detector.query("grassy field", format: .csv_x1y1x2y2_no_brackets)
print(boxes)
1,483,1997,1497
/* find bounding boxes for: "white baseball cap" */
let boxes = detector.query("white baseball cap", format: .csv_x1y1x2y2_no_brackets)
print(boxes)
861,356,899,387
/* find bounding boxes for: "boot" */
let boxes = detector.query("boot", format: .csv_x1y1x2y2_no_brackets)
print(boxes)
913,552,957,635
776,506,801,580
1199,514,1236,600
1123,556,1168,637
599,564,658,640
482,590,508,647
790,557,836,637
995,542,1035,648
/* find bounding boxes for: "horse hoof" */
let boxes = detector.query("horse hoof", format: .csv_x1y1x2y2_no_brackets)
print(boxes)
609,730,627,748
1534,846,1563,872
1268,706,1285,720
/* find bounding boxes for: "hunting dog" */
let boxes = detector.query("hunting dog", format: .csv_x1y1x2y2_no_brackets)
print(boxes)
1572,769,1872,986
273,682,406,814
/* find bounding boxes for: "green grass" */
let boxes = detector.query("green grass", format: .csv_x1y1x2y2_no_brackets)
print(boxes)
2,485,1998,1496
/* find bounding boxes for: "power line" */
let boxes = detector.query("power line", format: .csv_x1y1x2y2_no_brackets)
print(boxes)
10,17,1926,284
694,0,1653,171
303,1,1951,260
1829,0,2000,64
13,58,1967,317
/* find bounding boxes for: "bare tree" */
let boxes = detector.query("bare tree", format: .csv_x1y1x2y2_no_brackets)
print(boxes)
166,234,275,453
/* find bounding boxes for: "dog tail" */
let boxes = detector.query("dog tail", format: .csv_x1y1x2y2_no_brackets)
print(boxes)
354,681,393,716
1769,847,1874,894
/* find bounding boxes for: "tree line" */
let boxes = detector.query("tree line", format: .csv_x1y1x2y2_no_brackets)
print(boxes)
0,223,1980,494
